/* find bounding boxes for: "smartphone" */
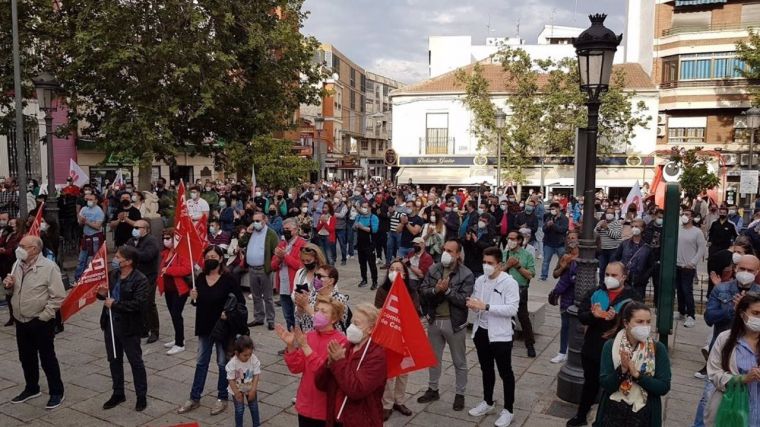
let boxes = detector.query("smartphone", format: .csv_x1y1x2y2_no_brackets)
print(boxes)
295,284,309,294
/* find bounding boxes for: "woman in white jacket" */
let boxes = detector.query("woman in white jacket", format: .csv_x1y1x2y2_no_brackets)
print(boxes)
465,246,520,427
705,292,760,426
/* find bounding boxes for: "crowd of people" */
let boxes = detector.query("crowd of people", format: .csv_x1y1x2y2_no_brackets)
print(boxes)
2,174,760,426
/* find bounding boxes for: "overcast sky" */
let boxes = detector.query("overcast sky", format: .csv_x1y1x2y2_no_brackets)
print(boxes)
302,0,627,85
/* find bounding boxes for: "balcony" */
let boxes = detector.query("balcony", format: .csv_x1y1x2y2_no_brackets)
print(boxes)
418,137,456,155
659,78,757,89
662,21,760,37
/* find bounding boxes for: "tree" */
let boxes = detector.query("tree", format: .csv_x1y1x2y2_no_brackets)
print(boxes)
34,0,325,188
736,30,760,105
222,136,314,190
668,146,720,199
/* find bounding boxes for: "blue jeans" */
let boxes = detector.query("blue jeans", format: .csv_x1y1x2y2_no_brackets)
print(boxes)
386,232,401,262
190,335,228,401
692,379,715,427
336,228,348,262
346,219,356,256
598,248,617,283
398,246,412,259
280,294,295,331
559,311,570,354
74,235,102,280
319,235,336,265
233,395,260,427
676,266,697,318
541,245,565,279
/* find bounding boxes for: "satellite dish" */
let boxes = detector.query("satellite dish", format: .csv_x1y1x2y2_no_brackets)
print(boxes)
663,161,682,183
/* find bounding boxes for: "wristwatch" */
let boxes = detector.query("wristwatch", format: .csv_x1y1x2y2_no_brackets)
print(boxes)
485,304,490,311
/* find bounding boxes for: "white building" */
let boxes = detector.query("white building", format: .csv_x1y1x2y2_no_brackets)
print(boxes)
390,62,659,196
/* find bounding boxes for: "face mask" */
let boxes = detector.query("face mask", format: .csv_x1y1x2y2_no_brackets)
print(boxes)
125,188,133,193
334,198,341,205
550,209,558,216
500,204,508,211
121,200,131,208
430,215,436,222
631,227,642,236
346,324,365,344
269,210,277,216
655,218,663,226
304,262,316,271
525,206,534,214
86,200,95,208
252,221,263,231
482,263,495,277
508,197,515,203
205,186,212,192
313,195,320,201
219,201,226,208
163,239,173,249
84,190,92,195
283,230,293,240
745,316,760,332
0,221,6,228
630,325,651,343
733,252,743,264
255,191,262,197
729,210,736,215
313,276,324,291
360,207,369,215
40,222,49,232
605,213,614,221
413,245,422,253
693,217,701,224
132,228,141,238
604,276,621,290
190,192,199,200
388,271,399,282
680,215,690,224
110,258,122,270
209,226,217,234
736,271,756,286
301,207,308,214
203,259,220,273
131,194,139,203
312,312,331,330
477,220,486,229
507,240,518,250
441,251,454,267
445,207,452,213
15,247,28,262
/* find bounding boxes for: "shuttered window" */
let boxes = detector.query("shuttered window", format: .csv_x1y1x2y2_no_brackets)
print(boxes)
742,3,760,23
671,11,711,30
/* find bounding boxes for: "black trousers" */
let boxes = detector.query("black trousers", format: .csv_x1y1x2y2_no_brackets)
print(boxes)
143,274,159,335
165,291,188,347
374,230,387,261
517,287,535,346
15,318,64,395
104,328,147,398
577,352,601,417
298,415,343,427
473,327,515,411
357,247,378,284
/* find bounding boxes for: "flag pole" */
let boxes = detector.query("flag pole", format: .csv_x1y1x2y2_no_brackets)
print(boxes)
336,337,373,420
187,231,196,290
105,258,117,359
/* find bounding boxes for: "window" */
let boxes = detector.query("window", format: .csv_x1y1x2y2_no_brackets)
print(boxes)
360,95,365,113
360,74,366,92
361,140,369,151
671,10,711,30
426,113,449,154
350,91,355,109
668,127,705,144
742,3,760,24
332,55,340,77
662,58,678,83
350,68,356,87
667,52,747,81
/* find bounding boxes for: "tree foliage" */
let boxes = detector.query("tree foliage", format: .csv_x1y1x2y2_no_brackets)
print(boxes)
222,136,314,190
736,30,760,105
455,47,651,184
668,146,720,198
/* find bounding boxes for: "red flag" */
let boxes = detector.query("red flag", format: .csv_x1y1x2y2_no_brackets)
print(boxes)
26,202,46,237
195,213,208,245
60,244,109,321
173,180,187,231
371,275,437,378
176,214,204,264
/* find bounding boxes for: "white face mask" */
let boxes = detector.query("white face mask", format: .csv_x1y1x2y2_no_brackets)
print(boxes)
605,213,614,221
87,200,96,208
482,263,495,277
477,220,486,229
301,207,308,214
15,247,28,262
441,251,454,267
630,325,651,343
604,276,621,290
255,191,262,197
163,239,173,249
430,216,436,222
346,324,365,344
680,215,690,224
631,227,642,236
550,209,558,216
507,240,518,250
388,271,399,283
190,192,199,200
733,252,743,265
252,221,263,231
736,271,756,286
655,218,663,226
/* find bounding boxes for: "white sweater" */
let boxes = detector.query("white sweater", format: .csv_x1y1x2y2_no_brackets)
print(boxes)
470,272,520,342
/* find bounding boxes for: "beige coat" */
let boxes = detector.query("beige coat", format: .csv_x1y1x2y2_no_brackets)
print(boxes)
9,255,65,323
704,330,741,426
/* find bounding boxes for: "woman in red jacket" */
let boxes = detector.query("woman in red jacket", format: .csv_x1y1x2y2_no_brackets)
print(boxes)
320,303,387,427
271,218,306,331
316,202,337,266
158,229,192,356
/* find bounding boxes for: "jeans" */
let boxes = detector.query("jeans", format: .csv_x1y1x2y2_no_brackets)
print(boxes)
357,247,377,284
319,235,336,265
541,245,565,280
336,228,348,262
559,311,570,354
280,294,295,330
74,250,91,281
233,395,260,427
676,266,697,318
473,328,515,411
164,291,188,346
398,246,412,259
104,329,147,398
143,274,159,336
15,318,64,396
347,222,356,257
249,269,275,324
386,232,401,262
428,319,468,394
693,379,715,427
598,248,617,283
190,335,228,401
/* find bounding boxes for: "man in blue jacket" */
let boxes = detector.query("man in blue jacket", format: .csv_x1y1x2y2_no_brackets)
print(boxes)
540,202,569,280
354,200,379,289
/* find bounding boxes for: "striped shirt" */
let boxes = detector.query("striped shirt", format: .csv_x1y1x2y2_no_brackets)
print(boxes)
389,207,404,233
595,219,623,250
735,338,760,427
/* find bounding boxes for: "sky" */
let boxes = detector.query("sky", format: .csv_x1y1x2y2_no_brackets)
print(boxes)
302,0,628,85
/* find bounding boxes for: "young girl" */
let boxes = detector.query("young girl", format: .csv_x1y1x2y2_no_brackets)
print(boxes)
226,335,261,427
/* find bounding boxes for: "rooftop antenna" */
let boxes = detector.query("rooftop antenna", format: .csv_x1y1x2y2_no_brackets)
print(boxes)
550,8,556,37
516,17,520,39
573,0,578,24
487,15,496,34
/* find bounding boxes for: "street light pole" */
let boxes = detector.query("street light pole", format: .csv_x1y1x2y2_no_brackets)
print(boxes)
743,107,760,226
11,0,29,218
495,108,506,191
314,115,325,182
33,72,61,221
557,14,622,404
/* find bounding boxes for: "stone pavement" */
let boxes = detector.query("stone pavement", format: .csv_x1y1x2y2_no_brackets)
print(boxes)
0,256,710,427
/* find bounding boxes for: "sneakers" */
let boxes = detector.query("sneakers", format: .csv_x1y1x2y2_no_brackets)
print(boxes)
103,394,126,410
527,345,537,358
684,316,696,328
358,281,368,288
163,340,176,348
177,399,200,414
495,409,514,427
416,388,440,403
146,333,159,344
167,345,185,355
468,400,495,417
10,389,41,404
550,353,567,364
694,366,707,379
673,312,685,321
210,398,227,415
453,394,465,411
45,394,64,410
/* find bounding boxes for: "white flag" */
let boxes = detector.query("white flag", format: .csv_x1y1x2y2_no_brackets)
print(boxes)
68,159,89,187
622,180,644,217
251,164,257,194
112,170,124,189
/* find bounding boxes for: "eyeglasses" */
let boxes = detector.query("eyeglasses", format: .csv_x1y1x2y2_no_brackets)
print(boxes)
314,273,325,279
301,247,316,253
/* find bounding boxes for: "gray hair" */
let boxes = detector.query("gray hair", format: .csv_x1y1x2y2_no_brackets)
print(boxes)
282,218,298,229
29,236,43,251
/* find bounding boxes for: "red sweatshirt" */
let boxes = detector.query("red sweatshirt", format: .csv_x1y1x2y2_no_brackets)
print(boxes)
271,236,306,293
158,248,192,296
316,215,337,243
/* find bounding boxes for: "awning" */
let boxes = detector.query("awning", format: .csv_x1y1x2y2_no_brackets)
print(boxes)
675,0,726,6
396,167,496,185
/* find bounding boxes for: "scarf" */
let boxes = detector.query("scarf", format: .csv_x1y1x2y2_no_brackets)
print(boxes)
610,329,656,412
590,289,632,313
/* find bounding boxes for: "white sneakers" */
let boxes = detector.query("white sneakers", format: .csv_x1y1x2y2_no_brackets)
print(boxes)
684,316,696,328
167,345,185,355
550,353,567,364
469,401,495,417
495,409,514,427
163,340,175,348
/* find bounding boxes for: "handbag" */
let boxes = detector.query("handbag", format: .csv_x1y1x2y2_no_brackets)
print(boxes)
715,376,750,427
600,397,651,427
547,290,559,306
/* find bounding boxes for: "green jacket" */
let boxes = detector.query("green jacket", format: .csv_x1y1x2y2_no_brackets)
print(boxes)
262,228,278,274
594,339,671,427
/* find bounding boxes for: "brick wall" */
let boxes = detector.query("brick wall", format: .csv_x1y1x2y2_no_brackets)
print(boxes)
655,2,674,37
712,2,742,26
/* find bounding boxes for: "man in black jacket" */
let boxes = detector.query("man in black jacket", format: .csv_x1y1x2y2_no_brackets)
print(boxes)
129,220,161,343
417,239,475,412
98,245,148,412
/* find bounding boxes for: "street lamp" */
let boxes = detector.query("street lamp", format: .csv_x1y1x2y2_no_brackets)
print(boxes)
743,107,760,226
495,108,507,191
314,115,324,182
33,71,61,220
557,14,621,404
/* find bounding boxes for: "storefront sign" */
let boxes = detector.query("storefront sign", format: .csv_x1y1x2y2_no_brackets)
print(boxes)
398,156,496,166
397,155,654,167
739,170,759,194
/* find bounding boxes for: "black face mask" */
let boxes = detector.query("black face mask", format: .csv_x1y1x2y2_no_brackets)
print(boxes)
304,262,316,271
413,245,422,253
283,230,292,240
719,214,727,219
203,259,220,274
121,200,131,208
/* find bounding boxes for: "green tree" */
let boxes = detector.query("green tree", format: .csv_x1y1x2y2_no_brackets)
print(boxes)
668,146,720,198
736,30,760,105
223,136,314,189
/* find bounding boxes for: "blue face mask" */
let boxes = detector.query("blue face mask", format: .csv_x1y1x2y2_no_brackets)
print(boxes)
131,228,141,238
111,259,121,270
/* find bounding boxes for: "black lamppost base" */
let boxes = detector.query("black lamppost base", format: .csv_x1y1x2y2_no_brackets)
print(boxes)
557,304,584,403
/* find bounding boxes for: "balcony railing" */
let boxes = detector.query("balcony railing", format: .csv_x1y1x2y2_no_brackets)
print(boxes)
419,137,456,155
662,21,760,37
659,78,757,89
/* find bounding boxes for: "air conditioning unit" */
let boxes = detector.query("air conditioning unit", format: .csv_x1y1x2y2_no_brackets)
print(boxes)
663,161,682,182
657,126,667,137
657,114,668,125
740,153,760,166
723,153,739,166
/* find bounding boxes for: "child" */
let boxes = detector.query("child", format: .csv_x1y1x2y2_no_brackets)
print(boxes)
226,335,261,427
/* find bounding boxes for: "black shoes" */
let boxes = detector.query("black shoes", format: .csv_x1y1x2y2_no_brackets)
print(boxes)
147,333,159,344
247,321,264,327
267,323,275,331
416,388,440,403
135,396,147,412
567,415,588,426
103,395,126,410
45,394,64,409
527,344,537,358
358,281,368,288
370,283,378,290
453,394,465,411
10,389,41,404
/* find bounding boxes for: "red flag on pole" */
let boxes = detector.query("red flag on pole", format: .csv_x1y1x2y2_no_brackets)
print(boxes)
173,180,187,230
176,215,204,265
372,275,438,378
26,202,45,237
195,213,208,245
60,244,109,321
